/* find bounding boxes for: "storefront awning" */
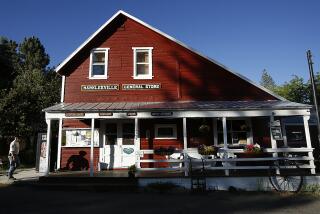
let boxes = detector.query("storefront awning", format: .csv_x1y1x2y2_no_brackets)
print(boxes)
43,100,311,113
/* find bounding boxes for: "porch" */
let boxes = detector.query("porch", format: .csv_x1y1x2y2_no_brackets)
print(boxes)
43,100,317,177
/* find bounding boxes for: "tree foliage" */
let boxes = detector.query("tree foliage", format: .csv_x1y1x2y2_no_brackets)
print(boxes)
275,75,311,104
0,37,19,91
260,69,276,91
259,70,319,104
0,37,60,155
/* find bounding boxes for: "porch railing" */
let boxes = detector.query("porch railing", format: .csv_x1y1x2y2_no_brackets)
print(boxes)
136,147,316,176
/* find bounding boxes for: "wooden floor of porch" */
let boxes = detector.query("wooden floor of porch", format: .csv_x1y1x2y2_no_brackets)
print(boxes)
48,168,313,178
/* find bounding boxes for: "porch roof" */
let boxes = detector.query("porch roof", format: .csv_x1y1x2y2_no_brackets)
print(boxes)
43,100,311,113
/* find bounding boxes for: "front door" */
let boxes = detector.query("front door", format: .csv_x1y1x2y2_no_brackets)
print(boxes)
121,123,136,167
101,121,136,169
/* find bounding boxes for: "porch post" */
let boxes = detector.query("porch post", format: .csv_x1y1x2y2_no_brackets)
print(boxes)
57,119,63,170
90,118,95,177
134,118,140,169
213,118,218,146
45,119,52,176
280,118,288,147
183,117,188,176
183,117,187,150
222,117,228,149
270,115,278,158
222,117,229,176
303,115,316,174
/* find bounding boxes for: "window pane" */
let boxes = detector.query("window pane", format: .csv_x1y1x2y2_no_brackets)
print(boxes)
93,52,105,63
136,51,148,63
65,129,99,147
158,127,174,137
137,64,149,75
123,123,134,145
105,124,117,145
232,120,246,131
92,65,105,76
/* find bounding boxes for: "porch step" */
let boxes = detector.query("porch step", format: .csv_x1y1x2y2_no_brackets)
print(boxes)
37,176,138,191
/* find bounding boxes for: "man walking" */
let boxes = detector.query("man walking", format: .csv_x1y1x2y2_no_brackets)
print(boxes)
8,137,20,180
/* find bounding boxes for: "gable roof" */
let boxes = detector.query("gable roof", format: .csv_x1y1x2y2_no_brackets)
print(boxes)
55,10,285,101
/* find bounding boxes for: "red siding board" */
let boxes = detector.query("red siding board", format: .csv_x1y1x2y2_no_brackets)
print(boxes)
61,16,277,103
60,147,100,172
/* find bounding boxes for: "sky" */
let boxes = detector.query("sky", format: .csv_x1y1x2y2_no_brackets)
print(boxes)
1,0,320,85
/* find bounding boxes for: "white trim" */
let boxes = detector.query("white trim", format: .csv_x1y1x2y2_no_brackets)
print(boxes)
134,118,140,168
45,119,52,176
45,109,311,120
132,47,153,79
89,48,109,79
90,118,95,177
154,124,177,139
60,76,65,103
57,119,63,169
55,10,284,100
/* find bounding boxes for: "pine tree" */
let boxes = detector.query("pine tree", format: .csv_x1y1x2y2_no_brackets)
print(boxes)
0,37,60,161
260,69,277,92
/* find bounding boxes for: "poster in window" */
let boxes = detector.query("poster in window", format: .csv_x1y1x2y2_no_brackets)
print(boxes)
271,127,283,140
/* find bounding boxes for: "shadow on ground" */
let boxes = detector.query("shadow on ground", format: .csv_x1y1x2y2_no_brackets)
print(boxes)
0,185,318,214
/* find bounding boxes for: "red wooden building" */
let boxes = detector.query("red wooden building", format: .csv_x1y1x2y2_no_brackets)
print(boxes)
43,10,315,177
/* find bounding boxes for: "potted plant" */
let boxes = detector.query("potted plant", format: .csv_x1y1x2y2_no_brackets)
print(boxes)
198,144,217,158
128,165,136,178
240,143,268,158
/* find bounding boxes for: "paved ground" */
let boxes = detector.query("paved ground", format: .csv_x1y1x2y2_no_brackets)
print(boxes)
0,185,319,214
0,168,43,184
1,168,320,214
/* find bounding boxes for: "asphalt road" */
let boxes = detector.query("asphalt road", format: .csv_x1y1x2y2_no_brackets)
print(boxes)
0,185,319,214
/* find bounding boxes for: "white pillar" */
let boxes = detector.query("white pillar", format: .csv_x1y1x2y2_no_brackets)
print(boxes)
213,118,218,146
222,117,228,149
281,118,288,147
90,118,95,177
246,118,253,145
45,119,52,176
303,115,316,174
222,117,229,176
270,115,278,158
57,119,63,170
182,117,188,176
134,118,141,169
183,118,187,150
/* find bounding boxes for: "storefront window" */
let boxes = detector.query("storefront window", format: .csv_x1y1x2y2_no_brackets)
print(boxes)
217,119,248,145
63,129,99,147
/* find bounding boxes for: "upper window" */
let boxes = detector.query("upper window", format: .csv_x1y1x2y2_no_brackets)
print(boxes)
155,124,177,139
89,48,109,79
132,47,153,79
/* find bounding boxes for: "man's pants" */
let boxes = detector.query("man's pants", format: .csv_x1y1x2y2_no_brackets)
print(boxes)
8,155,20,178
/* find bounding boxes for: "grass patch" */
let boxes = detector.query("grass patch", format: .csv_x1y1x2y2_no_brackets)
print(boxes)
301,184,320,196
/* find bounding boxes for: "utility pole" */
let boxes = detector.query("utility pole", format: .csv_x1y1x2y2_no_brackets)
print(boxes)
307,50,320,145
